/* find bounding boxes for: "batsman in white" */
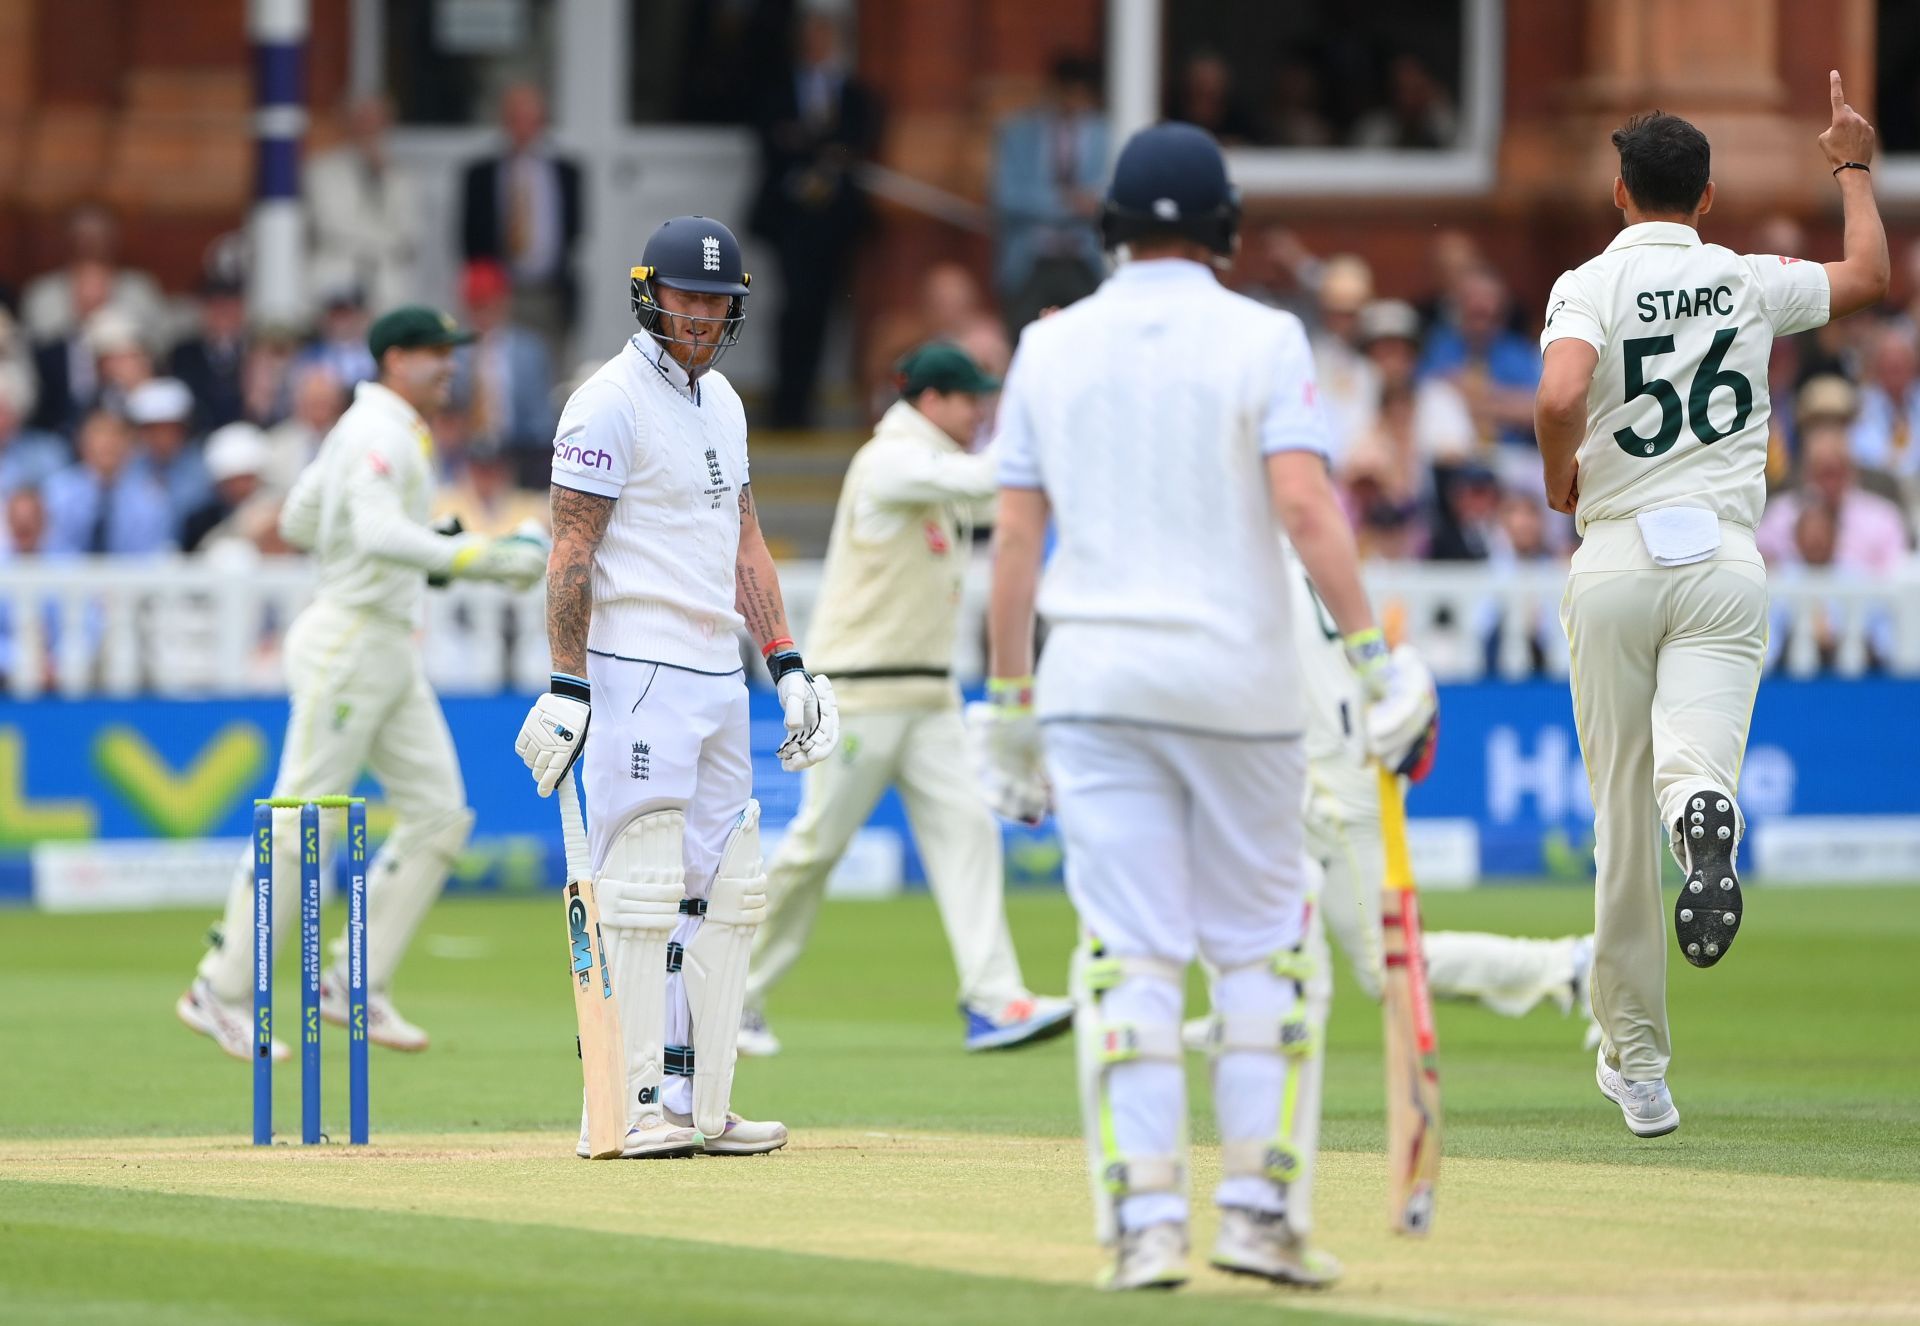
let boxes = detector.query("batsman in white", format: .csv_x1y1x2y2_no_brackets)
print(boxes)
1535,78,1886,1137
974,124,1436,1292
515,216,838,1160
741,340,1072,1059
178,306,547,1059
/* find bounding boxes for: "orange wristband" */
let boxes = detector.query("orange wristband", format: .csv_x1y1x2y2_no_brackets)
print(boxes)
761,636,795,659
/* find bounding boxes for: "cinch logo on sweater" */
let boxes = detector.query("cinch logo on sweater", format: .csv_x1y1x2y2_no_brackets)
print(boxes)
555,441,614,470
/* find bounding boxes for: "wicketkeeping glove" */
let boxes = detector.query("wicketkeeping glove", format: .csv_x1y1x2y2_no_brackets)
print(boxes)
515,673,590,796
449,521,548,591
768,650,839,771
965,676,1050,826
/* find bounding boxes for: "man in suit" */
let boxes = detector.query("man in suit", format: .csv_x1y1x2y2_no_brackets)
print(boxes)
169,271,250,432
991,56,1109,334
460,83,583,363
452,260,555,489
305,92,424,313
749,12,880,427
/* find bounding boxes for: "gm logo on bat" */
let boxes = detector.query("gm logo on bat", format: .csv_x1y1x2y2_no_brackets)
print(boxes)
568,892,594,990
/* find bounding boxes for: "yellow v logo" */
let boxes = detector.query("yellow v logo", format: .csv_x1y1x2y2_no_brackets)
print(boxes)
93,723,268,838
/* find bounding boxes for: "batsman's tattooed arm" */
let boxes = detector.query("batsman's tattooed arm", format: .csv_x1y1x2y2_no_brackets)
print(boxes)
734,483,794,651
547,484,616,676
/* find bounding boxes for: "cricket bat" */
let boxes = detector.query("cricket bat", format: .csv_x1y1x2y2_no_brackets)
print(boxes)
1378,763,1441,1235
560,768,626,1160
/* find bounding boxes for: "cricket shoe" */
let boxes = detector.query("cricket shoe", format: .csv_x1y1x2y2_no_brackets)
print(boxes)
1595,1048,1679,1137
1674,790,1742,969
176,978,289,1063
575,1107,701,1160
319,965,428,1052
1100,1221,1190,1292
961,995,1075,1051
1211,1208,1342,1288
667,1108,789,1156
737,1007,782,1058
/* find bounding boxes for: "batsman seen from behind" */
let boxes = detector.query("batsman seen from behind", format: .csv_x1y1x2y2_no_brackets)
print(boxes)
178,306,548,1059
515,216,838,1160
975,123,1437,1292
1535,74,1887,1137
741,341,1072,1058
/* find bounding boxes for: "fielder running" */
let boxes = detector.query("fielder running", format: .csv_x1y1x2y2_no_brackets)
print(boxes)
515,216,838,1160
974,124,1436,1291
1535,79,1886,1135
741,341,1072,1058
179,306,547,1059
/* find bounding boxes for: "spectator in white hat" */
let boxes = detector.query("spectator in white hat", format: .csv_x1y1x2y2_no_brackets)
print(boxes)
126,376,211,533
183,422,277,553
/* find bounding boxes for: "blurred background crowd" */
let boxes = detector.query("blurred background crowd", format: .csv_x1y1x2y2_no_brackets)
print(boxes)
0,0,1916,685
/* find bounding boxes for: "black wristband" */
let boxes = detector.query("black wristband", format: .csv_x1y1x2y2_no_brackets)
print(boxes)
550,672,591,703
767,650,807,682
1832,162,1871,176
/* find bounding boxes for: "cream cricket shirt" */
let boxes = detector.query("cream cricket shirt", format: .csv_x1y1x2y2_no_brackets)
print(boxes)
278,380,450,626
1541,222,1830,536
806,399,995,713
550,337,750,674
995,258,1331,738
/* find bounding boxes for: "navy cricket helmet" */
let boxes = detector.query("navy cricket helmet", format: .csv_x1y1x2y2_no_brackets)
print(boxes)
630,215,752,375
1099,122,1241,260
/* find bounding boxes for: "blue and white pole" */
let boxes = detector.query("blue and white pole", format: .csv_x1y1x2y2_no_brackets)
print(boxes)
248,0,309,327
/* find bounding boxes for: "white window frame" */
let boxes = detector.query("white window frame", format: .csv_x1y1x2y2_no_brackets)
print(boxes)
1106,0,1506,196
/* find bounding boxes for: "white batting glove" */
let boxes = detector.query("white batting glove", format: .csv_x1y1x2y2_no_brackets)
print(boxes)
769,650,838,771
515,673,590,797
1362,645,1439,779
449,528,547,591
966,677,1050,826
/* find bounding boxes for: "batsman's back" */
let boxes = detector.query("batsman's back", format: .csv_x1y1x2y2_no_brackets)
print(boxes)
996,263,1327,737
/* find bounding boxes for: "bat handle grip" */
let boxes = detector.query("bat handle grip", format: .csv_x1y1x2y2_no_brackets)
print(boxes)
558,768,591,882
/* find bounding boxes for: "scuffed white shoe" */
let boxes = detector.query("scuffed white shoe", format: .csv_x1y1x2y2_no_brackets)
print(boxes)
1211,1208,1341,1288
574,1103,701,1160
1101,1221,1189,1291
176,978,288,1063
320,965,427,1052
1596,1048,1679,1137
737,1007,782,1058
666,1107,788,1156
1181,1016,1211,1053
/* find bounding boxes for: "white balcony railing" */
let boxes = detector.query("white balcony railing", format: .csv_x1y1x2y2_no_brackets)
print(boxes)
0,555,1915,699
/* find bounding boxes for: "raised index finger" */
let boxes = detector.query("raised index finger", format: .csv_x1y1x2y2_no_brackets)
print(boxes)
1830,69,1845,116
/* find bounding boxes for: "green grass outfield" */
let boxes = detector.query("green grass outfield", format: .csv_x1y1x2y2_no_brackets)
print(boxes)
3,885,1918,1324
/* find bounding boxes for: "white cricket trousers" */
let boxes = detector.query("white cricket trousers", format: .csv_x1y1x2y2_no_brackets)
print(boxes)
582,652,753,1117
1309,747,1580,1016
198,601,471,1000
1046,720,1311,1229
749,701,1028,1013
1562,518,1768,1081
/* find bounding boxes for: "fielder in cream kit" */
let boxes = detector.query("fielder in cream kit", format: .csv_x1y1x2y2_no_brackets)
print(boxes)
516,217,839,1159
1535,80,1886,1136
742,340,1072,1058
975,124,1437,1292
179,306,548,1059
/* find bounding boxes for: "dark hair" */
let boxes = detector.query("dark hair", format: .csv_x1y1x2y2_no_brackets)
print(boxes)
1612,112,1711,215
1051,54,1101,94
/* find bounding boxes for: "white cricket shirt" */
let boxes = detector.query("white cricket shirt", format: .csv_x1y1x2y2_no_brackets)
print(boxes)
1542,222,1830,535
995,258,1331,738
550,337,749,673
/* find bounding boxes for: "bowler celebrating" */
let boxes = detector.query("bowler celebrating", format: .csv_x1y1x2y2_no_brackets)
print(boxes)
1535,76,1887,1136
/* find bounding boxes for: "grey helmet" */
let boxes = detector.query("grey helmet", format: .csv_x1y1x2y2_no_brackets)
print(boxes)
629,215,752,376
